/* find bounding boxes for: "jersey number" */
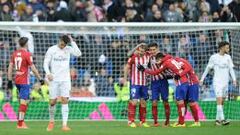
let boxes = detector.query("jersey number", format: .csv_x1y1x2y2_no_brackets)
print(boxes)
171,60,182,69
15,57,22,70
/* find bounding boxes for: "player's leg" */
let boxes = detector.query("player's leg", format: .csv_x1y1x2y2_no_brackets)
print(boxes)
172,83,188,127
220,86,230,125
47,81,59,131
188,84,200,127
60,81,71,131
16,84,30,129
128,85,140,127
139,86,150,127
214,84,229,126
151,80,160,126
160,79,170,127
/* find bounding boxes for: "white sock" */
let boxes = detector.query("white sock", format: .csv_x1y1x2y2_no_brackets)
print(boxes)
62,104,69,126
220,105,225,120
49,105,56,122
217,105,224,121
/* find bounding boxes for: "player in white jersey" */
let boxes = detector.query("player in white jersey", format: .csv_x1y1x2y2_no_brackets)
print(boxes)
200,41,236,126
44,35,82,131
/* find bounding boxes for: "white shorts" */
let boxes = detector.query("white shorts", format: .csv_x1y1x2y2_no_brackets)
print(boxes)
49,81,71,99
213,83,228,98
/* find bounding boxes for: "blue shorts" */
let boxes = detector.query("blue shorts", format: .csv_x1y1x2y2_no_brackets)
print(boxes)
187,84,199,102
130,85,148,100
175,82,189,101
151,79,169,101
16,84,30,100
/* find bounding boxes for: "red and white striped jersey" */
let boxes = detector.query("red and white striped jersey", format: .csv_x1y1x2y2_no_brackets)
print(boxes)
149,56,174,81
127,54,150,86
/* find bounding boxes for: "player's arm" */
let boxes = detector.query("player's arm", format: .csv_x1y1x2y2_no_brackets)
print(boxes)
68,35,82,57
200,55,214,83
124,57,134,81
27,54,44,84
30,64,42,81
43,48,53,81
228,56,237,86
144,64,166,75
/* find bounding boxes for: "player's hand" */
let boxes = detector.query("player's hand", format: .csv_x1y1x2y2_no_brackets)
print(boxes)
39,79,45,85
47,74,53,81
7,80,13,90
174,74,180,80
137,64,145,72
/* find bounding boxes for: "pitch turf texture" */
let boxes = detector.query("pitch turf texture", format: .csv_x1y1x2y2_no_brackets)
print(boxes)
0,121,239,135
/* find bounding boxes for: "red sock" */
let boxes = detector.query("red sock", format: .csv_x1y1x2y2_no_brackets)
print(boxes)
152,105,158,124
18,104,27,126
177,103,185,124
164,103,170,124
128,102,136,123
190,104,199,122
139,104,146,123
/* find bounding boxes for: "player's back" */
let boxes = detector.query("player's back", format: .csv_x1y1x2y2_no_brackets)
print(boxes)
163,58,188,83
11,49,32,84
175,57,199,84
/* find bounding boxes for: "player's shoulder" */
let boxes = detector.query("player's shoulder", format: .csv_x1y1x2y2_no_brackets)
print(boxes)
47,45,58,52
224,54,231,58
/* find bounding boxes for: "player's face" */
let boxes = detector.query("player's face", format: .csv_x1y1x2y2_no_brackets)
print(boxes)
224,45,230,54
149,46,158,55
137,47,145,56
59,40,67,49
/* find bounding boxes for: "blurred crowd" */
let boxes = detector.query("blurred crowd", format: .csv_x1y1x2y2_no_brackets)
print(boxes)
0,28,240,102
0,0,240,22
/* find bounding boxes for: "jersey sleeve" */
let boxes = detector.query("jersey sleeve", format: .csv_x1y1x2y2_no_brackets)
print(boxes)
127,56,135,65
145,63,166,75
69,41,82,57
43,48,52,75
26,53,33,66
228,55,236,81
201,55,214,82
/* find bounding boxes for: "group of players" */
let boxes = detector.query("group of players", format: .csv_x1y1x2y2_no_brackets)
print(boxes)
125,41,236,128
7,34,236,131
7,35,82,131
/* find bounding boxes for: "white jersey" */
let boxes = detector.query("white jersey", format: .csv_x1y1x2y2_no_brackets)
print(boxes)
201,53,236,85
44,41,82,82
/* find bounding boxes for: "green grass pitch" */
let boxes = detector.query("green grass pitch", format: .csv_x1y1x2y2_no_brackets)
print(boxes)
0,121,239,135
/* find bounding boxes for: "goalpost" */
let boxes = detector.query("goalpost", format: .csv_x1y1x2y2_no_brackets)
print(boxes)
0,22,239,121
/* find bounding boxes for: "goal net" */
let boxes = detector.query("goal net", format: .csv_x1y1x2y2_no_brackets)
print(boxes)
0,23,239,121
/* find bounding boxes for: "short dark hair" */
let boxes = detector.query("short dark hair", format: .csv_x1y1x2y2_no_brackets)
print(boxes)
155,52,165,59
61,35,70,44
18,37,28,47
218,41,230,49
148,42,158,48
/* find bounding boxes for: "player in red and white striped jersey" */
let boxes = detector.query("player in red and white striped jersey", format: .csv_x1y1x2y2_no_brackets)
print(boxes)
124,43,150,128
175,57,201,127
148,43,172,127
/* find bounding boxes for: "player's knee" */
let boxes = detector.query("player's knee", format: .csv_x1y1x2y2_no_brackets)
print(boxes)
20,99,28,105
61,97,69,104
152,100,158,106
163,100,169,105
49,99,57,106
